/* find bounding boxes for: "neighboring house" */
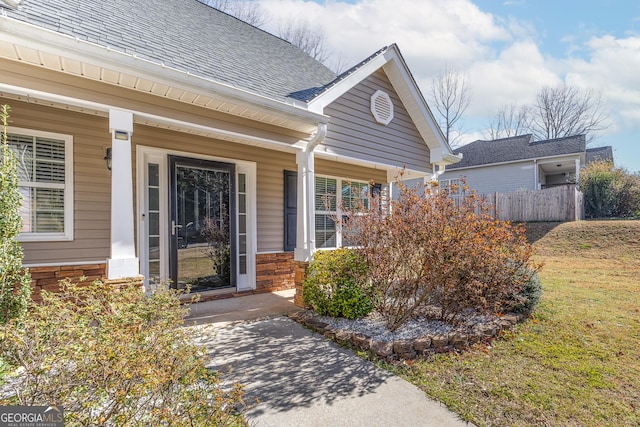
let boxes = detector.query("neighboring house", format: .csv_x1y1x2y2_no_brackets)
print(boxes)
585,146,614,165
0,0,459,300
439,134,613,195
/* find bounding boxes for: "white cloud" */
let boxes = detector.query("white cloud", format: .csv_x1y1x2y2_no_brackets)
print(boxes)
253,0,639,169
465,40,559,115
563,35,640,132
256,0,554,115
257,0,510,74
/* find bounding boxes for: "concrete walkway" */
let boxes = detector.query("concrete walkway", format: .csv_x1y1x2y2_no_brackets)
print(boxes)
186,291,474,427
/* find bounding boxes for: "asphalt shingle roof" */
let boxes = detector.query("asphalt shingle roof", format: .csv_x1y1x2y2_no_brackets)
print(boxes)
585,146,614,165
2,0,338,103
448,134,586,169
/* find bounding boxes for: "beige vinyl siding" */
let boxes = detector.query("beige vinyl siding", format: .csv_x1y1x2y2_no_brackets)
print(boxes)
320,69,431,172
4,98,112,265
5,95,389,264
315,158,387,184
136,126,387,252
441,161,537,195
134,125,297,253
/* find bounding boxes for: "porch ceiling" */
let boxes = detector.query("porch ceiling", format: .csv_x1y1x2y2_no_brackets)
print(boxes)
539,160,578,174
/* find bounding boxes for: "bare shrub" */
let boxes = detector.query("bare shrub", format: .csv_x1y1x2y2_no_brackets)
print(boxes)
0,280,246,426
343,180,540,331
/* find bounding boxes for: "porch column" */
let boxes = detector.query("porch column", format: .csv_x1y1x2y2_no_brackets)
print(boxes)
294,124,327,262
294,149,316,262
106,109,139,279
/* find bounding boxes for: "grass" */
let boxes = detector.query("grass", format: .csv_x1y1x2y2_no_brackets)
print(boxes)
385,220,640,426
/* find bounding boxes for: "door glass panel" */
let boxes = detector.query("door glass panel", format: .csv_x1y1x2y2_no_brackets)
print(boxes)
147,163,161,286
238,173,247,275
175,164,232,291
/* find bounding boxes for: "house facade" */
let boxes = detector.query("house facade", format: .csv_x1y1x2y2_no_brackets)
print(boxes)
0,0,458,301
439,134,591,195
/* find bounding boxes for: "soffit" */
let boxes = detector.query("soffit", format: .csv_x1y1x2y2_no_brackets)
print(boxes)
0,36,323,135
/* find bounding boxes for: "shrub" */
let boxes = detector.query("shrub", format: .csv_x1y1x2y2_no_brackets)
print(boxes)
0,280,246,426
343,179,540,331
0,104,31,324
303,248,373,319
504,268,542,316
581,161,640,218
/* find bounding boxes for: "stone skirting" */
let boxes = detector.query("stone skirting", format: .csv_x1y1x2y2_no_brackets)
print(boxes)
28,263,106,301
255,252,296,292
289,310,525,361
28,265,145,302
28,253,297,302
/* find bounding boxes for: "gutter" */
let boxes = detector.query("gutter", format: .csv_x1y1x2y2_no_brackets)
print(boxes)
0,14,329,128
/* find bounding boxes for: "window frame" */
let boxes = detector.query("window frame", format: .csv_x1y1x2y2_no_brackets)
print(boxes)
9,127,74,242
314,174,370,250
439,178,461,197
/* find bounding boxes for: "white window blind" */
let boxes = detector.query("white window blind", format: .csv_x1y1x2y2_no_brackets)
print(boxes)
8,129,73,241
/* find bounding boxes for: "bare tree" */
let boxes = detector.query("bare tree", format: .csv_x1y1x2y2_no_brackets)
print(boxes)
277,18,329,63
529,84,609,143
430,66,471,147
202,0,268,27
486,103,531,140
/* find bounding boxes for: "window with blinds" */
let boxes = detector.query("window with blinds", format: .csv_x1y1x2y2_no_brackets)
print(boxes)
7,129,73,241
314,176,370,249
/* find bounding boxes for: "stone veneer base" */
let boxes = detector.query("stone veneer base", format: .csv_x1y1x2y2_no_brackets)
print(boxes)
28,263,107,302
28,252,297,303
289,310,525,361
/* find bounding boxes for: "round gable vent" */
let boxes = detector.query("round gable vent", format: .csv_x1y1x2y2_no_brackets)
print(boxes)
370,90,394,125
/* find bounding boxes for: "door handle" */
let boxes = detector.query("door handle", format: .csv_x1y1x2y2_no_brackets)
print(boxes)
171,221,183,236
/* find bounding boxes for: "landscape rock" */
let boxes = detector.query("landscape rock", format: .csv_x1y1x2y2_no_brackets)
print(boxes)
352,334,371,350
370,340,394,358
393,339,414,354
335,330,352,345
414,336,432,352
431,334,449,348
291,308,518,360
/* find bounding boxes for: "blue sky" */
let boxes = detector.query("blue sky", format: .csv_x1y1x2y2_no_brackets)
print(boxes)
256,0,640,172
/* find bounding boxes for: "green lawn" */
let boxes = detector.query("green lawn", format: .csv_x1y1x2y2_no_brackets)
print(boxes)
384,220,640,426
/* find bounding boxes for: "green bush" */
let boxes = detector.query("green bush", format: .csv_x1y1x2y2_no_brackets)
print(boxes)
505,269,542,315
0,104,31,324
303,248,373,319
581,161,640,218
0,280,247,426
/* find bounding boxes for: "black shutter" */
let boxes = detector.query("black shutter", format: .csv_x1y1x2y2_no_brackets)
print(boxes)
283,170,297,252
371,183,382,198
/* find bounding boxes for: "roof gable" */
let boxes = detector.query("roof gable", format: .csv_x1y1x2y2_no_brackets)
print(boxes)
319,69,431,172
449,134,587,169
307,44,458,165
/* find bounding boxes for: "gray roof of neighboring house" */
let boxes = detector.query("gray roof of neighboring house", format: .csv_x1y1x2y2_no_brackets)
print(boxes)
2,0,338,103
585,146,614,165
448,134,586,169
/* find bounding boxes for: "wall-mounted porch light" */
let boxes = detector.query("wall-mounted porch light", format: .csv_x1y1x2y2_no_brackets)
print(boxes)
104,147,112,171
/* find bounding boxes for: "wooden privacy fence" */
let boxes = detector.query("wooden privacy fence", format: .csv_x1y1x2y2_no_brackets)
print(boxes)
482,185,583,222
